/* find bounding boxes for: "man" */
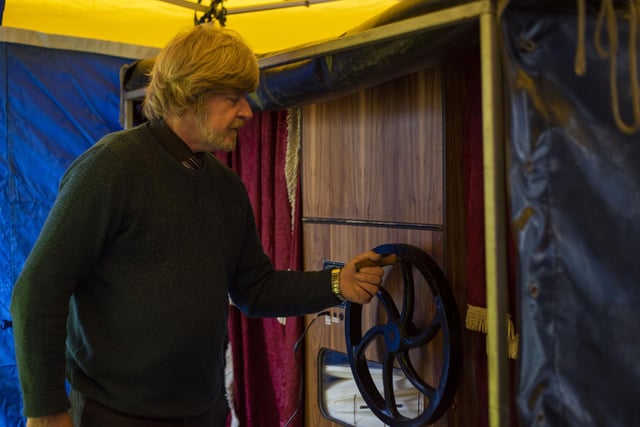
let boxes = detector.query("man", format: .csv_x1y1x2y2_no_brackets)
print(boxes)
11,24,390,427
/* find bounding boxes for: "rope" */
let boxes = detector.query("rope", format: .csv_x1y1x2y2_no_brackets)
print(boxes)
285,108,301,234
576,0,640,134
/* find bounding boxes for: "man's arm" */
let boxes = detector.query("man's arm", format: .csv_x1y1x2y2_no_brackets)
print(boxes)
11,144,129,418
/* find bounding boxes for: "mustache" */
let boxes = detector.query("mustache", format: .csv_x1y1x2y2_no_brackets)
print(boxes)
230,119,247,130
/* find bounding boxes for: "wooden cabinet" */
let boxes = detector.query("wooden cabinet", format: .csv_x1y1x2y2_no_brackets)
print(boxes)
301,64,475,426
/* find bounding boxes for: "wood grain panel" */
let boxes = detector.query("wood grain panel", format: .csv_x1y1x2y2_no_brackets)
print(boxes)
301,67,443,226
303,223,449,427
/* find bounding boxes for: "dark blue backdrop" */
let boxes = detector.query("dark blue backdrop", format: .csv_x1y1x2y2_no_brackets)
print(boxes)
0,40,133,426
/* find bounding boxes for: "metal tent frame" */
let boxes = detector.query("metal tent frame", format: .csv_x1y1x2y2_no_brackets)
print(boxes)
122,2,511,425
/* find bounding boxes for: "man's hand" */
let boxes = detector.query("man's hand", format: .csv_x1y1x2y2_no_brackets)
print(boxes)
26,413,73,427
339,250,397,304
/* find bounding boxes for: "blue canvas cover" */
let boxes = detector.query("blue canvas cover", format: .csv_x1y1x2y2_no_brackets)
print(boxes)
0,40,132,425
503,2,640,426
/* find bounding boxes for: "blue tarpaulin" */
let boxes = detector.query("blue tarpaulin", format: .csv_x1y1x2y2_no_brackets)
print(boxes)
0,40,133,425
504,2,640,426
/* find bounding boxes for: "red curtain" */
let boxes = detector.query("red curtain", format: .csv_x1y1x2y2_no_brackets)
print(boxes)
463,54,519,427
216,110,305,427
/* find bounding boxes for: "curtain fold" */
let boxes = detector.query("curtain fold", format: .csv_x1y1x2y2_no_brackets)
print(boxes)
217,110,304,427
462,52,519,427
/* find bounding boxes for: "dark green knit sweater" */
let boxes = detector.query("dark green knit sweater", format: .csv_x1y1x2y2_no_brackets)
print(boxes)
10,122,336,419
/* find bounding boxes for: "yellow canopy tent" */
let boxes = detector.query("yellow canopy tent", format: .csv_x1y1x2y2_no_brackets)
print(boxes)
1,0,401,56
0,2,475,425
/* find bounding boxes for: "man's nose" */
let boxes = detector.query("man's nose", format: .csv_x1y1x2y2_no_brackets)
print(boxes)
239,97,253,121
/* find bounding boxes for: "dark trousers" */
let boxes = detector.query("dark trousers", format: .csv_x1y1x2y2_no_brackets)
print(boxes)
69,390,229,427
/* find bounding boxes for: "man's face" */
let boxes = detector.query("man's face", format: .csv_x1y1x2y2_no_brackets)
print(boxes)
194,92,253,152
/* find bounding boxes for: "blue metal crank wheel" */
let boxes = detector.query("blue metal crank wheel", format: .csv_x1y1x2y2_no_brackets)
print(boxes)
345,243,462,426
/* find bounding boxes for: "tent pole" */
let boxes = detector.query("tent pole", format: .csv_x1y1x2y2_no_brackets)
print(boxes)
480,2,509,427
157,0,345,15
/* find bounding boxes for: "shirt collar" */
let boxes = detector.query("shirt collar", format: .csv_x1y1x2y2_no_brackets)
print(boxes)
148,119,204,169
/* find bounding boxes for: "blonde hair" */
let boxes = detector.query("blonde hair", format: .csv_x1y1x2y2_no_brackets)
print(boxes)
143,24,259,120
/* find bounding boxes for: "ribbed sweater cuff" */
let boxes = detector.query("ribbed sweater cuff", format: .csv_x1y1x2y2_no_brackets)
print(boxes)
22,389,69,418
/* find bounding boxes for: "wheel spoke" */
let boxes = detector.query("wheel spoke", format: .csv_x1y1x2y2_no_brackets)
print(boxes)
382,351,401,417
355,324,386,359
397,350,436,400
404,309,442,348
377,287,401,320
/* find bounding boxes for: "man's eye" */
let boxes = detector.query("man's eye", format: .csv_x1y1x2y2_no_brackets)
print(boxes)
226,95,242,104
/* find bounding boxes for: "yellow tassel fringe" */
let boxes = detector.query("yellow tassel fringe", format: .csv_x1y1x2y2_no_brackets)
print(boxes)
465,304,519,359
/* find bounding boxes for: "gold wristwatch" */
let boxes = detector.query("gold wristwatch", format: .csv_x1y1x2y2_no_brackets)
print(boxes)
330,268,346,302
